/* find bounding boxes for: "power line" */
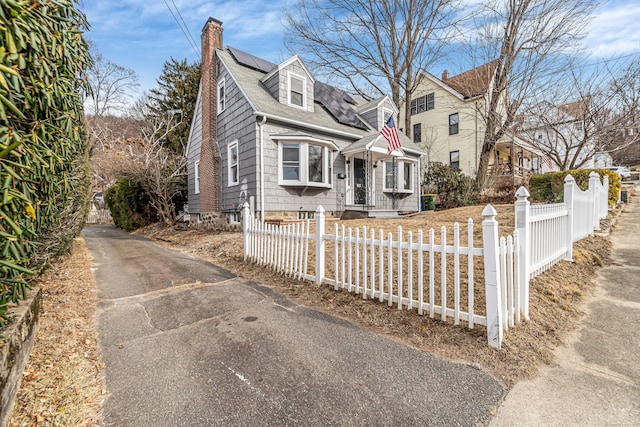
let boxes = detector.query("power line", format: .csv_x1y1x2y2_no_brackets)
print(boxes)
170,0,199,54
163,0,199,57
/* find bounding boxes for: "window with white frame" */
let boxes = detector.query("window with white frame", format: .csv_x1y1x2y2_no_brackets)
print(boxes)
194,160,200,194
383,160,414,193
288,72,306,108
279,141,333,187
217,78,225,113
228,141,238,186
403,162,412,191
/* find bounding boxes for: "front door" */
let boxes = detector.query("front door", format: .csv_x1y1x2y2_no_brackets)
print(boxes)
354,158,366,205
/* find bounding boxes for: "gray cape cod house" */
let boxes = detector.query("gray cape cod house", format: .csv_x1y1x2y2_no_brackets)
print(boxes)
186,18,424,226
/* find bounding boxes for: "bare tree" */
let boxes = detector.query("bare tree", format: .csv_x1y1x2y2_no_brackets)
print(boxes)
84,43,140,117
91,107,186,224
285,0,459,135
470,0,598,187
521,60,640,170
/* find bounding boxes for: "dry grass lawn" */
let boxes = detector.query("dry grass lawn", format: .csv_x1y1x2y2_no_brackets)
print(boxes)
8,199,621,425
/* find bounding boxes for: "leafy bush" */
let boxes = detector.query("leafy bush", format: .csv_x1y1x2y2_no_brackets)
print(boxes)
423,162,480,209
529,169,620,206
105,179,155,231
0,0,90,328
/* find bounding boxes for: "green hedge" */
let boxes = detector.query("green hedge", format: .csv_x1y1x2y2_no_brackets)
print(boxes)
529,169,620,206
104,179,150,232
0,0,90,328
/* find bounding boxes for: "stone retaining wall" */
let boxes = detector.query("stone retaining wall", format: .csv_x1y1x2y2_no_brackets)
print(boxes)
0,287,41,427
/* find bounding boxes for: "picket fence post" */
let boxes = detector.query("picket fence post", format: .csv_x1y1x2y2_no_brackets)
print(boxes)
563,175,575,262
242,202,251,261
482,204,503,349
589,171,601,231
603,175,610,215
514,187,530,320
315,205,325,284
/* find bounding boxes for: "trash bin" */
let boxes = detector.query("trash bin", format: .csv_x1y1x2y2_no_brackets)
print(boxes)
422,194,436,211
621,190,628,203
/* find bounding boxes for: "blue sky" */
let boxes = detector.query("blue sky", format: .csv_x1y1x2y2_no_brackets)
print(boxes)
80,0,640,97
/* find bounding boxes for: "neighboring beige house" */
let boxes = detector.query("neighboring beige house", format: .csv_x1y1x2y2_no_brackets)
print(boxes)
400,62,543,188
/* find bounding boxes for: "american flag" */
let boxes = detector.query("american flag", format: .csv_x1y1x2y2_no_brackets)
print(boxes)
381,116,401,155
542,155,553,169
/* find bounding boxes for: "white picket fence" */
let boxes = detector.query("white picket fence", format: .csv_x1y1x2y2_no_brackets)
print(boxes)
514,172,609,319
86,208,112,224
244,204,518,349
242,172,610,349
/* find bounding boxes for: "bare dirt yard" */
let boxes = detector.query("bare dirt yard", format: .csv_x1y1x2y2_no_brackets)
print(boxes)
8,200,621,426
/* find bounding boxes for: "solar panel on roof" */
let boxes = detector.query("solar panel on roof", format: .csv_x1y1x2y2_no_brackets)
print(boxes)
228,47,276,73
314,81,368,130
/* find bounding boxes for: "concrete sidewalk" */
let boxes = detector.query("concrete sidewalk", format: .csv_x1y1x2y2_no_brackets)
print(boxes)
490,184,640,426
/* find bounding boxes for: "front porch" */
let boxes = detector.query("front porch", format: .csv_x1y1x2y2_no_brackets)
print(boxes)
486,134,543,188
340,133,423,217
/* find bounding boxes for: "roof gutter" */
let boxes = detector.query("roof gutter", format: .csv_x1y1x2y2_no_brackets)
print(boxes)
254,111,365,140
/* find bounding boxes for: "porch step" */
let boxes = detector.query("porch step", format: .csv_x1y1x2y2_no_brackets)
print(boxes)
367,210,400,219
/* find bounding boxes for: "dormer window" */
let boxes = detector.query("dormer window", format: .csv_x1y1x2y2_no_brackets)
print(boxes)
288,72,306,108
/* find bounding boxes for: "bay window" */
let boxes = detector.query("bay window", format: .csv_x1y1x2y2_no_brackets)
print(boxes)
383,160,414,193
278,137,335,187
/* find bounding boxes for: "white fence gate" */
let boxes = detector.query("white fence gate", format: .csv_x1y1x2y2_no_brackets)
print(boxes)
86,208,112,224
243,172,610,349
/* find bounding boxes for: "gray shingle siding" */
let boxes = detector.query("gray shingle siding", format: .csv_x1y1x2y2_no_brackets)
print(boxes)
217,62,258,212
186,88,203,215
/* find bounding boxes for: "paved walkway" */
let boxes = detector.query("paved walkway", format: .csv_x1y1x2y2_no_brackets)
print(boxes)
490,184,640,426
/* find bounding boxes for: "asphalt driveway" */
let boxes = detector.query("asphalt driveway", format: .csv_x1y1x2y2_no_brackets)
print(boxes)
83,224,504,426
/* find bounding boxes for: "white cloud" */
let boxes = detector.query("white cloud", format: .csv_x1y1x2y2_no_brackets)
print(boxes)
582,1,640,58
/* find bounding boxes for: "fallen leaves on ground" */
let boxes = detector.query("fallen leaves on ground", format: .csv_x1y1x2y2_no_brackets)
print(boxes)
8,238,105,427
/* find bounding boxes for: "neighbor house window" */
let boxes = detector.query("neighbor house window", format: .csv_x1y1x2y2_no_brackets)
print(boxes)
575,120,583,131
194,160,200,194
228,141,239,186
383,160,415,193
410,93,435,115
449,113,459,135
288,72,306,108
450,150,460,170
413,123,422,143
217,78,225,113
279,139,334,187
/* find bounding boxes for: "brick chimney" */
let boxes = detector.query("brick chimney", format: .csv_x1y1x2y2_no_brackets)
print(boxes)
442,70,449,81
199,17,223,214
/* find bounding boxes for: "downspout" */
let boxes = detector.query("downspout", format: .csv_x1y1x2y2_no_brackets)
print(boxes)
258,115,266,220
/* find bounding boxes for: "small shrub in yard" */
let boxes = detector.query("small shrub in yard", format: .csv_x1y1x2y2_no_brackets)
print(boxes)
423,162,480,209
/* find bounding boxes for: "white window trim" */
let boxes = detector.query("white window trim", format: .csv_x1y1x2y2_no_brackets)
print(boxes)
287,71,306,109
217,78,226,114
382,159,415,193
228,140,239,186
278,140,334,188
194,160,200,194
